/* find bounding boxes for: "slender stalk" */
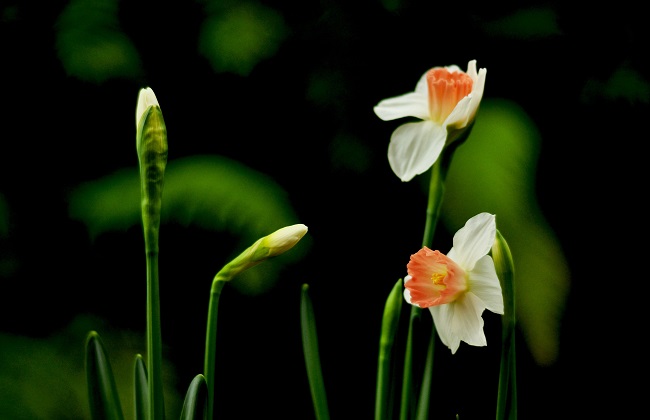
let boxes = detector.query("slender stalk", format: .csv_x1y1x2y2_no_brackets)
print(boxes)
400,159,445,420
301,284,330,420
136,90,168,420
141,194,164,420
399,307,420,420
375,279,403,420
415,331,435,420
493,231,517,420
204,279,226,420
422,158,446,249
145,248,164,420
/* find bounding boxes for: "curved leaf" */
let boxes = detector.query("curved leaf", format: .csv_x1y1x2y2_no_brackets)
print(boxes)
300,284,330,420
180,374,208,420
375,278,403,420
85,331,125,420
133,354,148,420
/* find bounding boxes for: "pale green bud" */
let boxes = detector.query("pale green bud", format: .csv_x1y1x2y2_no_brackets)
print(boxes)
136,87,159,130
491,229,515,327
254,223,308,260
214,224,308,283
135,87,168,252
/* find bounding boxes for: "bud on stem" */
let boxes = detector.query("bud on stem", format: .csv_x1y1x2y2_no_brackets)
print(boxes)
136,88,168,253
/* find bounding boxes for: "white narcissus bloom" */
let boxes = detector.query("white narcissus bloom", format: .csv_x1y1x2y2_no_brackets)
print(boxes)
374,60,486,182
403,212,503,354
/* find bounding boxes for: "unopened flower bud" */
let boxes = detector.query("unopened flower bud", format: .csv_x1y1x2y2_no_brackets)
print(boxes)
135,87,168,252
214,224,308,283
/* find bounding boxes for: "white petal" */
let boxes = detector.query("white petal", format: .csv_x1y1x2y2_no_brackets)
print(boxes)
429,305,461,354
413,70,430,94
470,255,504,314
373,91,429,121
448,213,496,269
404,279,413,305
452,293,488,347
136,87,159,128
466,60,478,79
465,67,487,124
444,63,486,129
473,67,487,103
444,64,463,74
387,121,446,182
444,95,474,128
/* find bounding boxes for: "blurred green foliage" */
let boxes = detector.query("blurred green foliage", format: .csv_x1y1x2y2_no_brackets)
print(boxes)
55,0,143,83
482,7,562,39
198,0,289,76
0,315,181,419
68,155,310,295
582,64,650,104
440,98,569,365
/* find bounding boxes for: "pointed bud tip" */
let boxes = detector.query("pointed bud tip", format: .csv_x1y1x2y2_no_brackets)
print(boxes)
261,223,308,258
136,87,160,128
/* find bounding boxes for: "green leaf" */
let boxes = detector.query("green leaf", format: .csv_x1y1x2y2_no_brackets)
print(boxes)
493,230,518,420
133,354,148,420
180,374,208,420
375,278,403,420
85,331,125,420
300,284,330,420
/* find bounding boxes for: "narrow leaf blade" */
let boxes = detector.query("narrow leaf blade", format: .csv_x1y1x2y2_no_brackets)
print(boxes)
300,284,330,420
85,331,125,420
133,354,148,420
180,374,208,420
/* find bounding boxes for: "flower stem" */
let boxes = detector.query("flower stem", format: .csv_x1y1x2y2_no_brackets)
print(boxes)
493,230,517,420
422,157,446,248
375,278,404,420
204,278,226,420
400,158,446,420
301,284,330,420
145,248,164,420
415,331,435,420
137,102,167,420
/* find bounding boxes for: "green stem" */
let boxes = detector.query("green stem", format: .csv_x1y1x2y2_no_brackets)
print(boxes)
399,307,420,420
494,231,517,420
400,159,446,420
375,279,403,420
204,279,226,420
301,284,330,420
422,158,445,249
145,234,164,420
415,331,435,420
137,100,168,420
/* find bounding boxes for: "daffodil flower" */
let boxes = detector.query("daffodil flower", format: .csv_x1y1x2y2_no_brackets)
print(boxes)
403,212,503,354
374,60,486,182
